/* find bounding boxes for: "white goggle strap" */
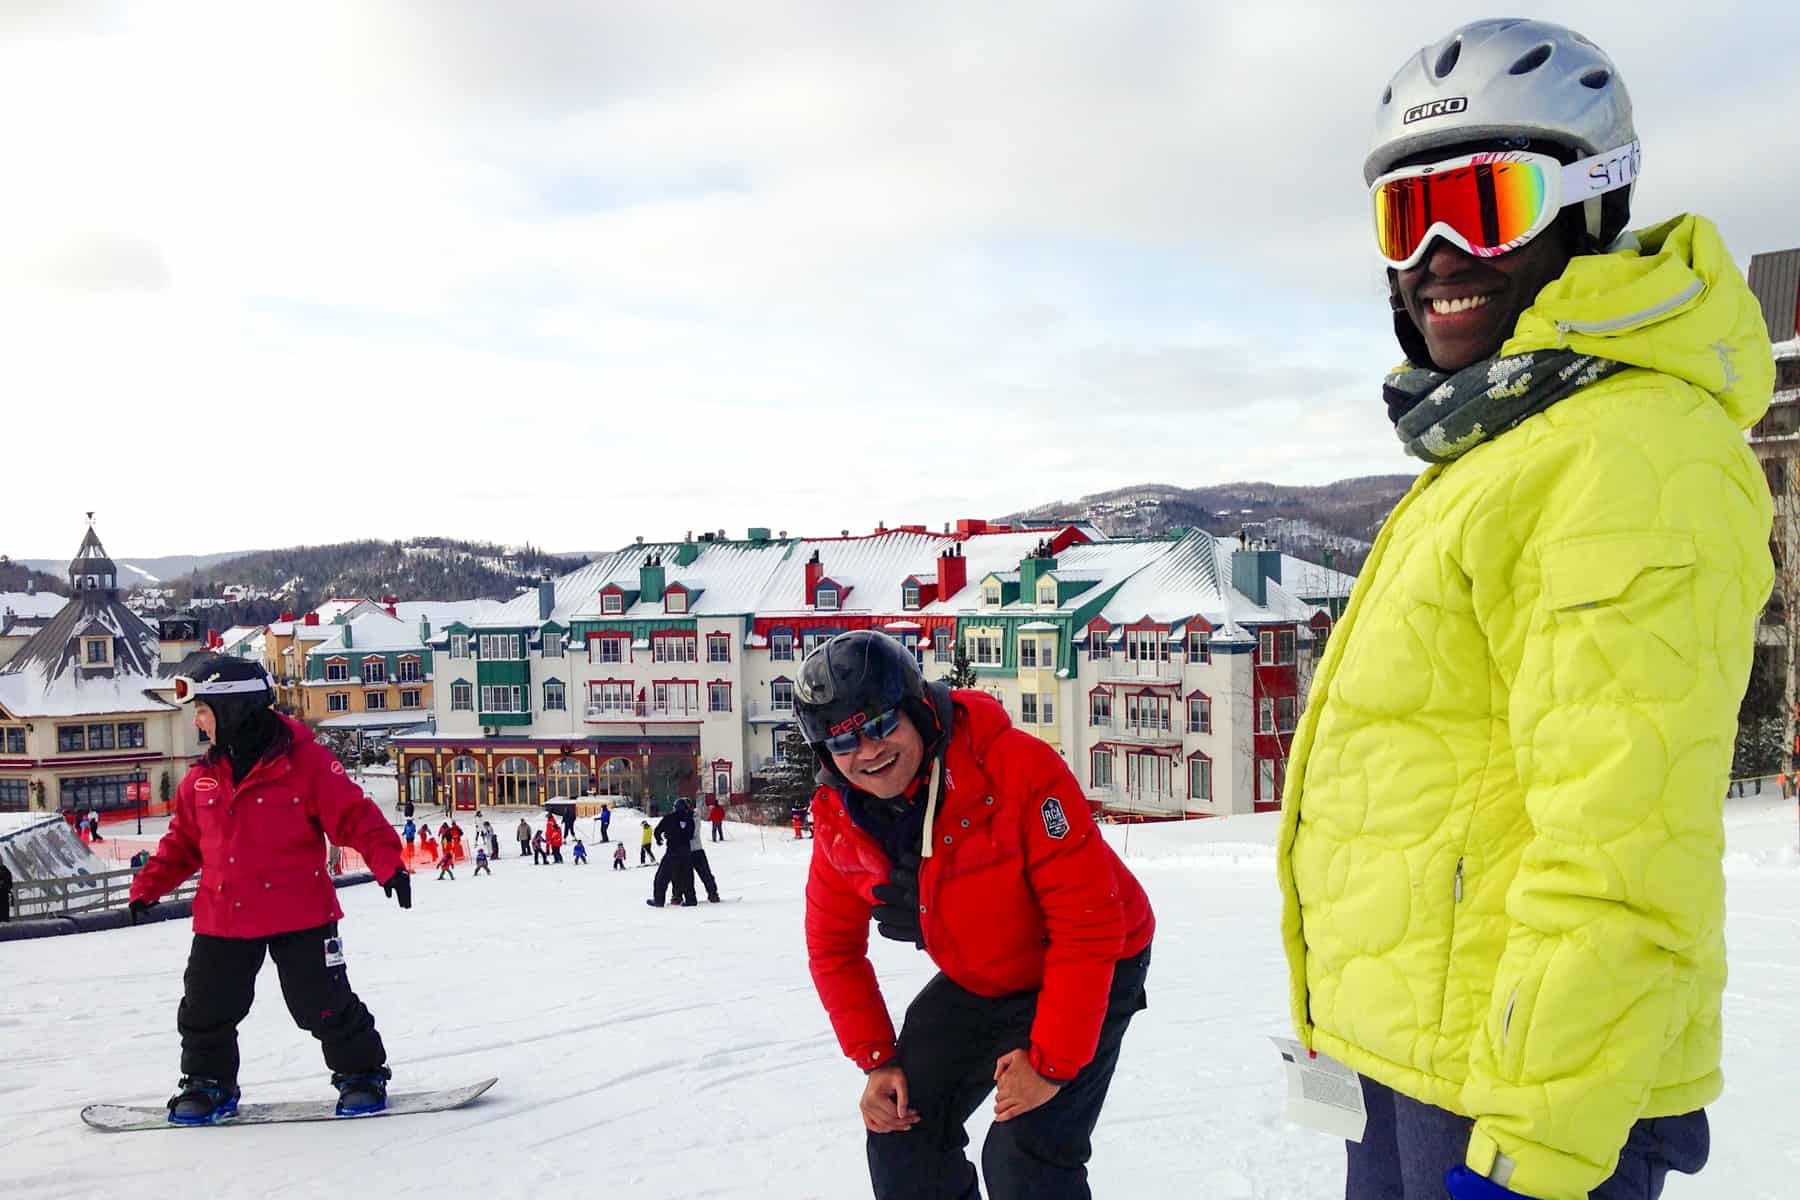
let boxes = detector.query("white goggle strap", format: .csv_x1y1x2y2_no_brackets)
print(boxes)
177,676,270,702
1561,140,1639,244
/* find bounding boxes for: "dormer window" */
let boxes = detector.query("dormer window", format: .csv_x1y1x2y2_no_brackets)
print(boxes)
983,584,1001,606
902,584,920,610
815,587,839,611
1037,582,1056,606
602,592,623,615
84,637,110,665
666,589,689,614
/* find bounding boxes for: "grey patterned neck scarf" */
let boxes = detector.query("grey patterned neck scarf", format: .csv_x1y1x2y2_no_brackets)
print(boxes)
1385,350,1627,463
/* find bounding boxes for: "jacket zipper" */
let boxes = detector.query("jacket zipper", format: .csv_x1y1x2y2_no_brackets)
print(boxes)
1553,278,1703,340
1453,857,1464,904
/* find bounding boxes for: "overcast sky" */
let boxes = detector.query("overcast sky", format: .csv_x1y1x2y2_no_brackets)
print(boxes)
5,1,1796,559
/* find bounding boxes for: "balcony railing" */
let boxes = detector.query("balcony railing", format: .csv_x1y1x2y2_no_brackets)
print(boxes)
1101,658,1182,684
583,702,703,722
1087,718,1181,745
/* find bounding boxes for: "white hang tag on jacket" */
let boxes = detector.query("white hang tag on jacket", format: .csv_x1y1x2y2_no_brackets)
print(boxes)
1270,1037,1366,1142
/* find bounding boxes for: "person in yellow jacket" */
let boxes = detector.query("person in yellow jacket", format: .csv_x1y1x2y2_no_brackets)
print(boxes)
1277,19,1773,1200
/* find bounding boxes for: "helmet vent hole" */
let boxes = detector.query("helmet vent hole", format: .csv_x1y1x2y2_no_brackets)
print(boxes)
1433,39,1462,78
1508,44,1553,75
1580,67,1611,89
1381,85,1392,105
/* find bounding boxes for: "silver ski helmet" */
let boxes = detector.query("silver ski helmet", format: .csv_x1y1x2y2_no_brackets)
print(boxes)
1366,18,1636,249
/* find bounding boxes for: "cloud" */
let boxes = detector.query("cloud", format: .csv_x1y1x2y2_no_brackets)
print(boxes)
2,1,1794,557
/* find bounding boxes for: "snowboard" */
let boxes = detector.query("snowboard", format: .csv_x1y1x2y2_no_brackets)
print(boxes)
81,1077,497,1133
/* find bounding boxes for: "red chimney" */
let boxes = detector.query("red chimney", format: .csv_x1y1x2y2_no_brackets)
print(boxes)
936,545,967,601
206,630,222,649
279,610,295,622
955,519,989,536
385,604,397,618
303,612,319,626
803,551,824,605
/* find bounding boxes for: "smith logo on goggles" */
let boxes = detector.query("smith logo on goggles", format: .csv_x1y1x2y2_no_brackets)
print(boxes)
1371,140,1639,270
172,674,271,704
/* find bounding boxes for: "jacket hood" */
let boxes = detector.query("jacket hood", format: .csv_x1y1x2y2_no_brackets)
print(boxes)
1506,213,1774,431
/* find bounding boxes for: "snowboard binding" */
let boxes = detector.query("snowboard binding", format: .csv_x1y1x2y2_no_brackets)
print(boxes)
167,1077,241,1126
331,1067,392,1117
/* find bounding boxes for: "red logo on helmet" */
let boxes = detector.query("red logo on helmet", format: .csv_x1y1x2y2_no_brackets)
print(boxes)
828,712,869,737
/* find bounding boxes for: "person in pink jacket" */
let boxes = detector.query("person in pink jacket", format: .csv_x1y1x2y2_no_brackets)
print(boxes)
128,656,411,1124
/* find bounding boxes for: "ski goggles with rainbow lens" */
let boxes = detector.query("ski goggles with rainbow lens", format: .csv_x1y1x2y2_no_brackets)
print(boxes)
820,706,904,755
1370,140,1640,270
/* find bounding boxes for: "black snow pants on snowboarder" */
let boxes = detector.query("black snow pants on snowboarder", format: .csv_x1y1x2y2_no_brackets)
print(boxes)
177,921,386,1086
690,849,720,902
866,946,1149,1200
651,850,696,905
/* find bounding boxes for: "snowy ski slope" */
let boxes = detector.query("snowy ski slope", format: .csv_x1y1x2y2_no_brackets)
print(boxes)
1,800,1794,1199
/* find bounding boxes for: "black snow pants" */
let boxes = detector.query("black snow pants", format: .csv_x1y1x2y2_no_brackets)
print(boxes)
690,849,720,901
866,946,1149,1200
177,921,386,1086
652,851,696,905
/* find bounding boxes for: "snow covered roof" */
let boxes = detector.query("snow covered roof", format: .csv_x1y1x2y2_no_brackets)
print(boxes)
308,612,429,656
0,591,68,621
756,533,947,616
1095,531,1332,636
317,711,433,730
1017,621,1059,632
0,553,175,718
1278,554,1357,603
392,599,507,634
539,541,791,625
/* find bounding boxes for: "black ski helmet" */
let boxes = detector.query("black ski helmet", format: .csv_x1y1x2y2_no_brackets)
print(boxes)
175,653,275,743
793,630,925,749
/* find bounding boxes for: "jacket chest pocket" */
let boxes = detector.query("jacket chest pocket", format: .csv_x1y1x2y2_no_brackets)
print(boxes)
938,808,1016,880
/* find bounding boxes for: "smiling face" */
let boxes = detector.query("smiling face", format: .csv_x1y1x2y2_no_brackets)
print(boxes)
1394,228,1574,371
828,710,925,800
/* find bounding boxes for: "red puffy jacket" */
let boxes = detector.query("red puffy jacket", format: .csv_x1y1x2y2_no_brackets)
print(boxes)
805,690,1153,1083
130,714,404,939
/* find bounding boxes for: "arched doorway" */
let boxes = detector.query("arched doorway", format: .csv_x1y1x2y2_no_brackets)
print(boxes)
596,756,638,799
494,756,538,807
546,756,588,801
450,756,479,810
406,758,436,807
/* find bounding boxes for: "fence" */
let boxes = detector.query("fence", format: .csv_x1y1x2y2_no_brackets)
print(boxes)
9,866,200,920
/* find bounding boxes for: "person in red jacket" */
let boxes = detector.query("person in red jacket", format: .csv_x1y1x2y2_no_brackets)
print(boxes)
707,799,726,842
797,631,1153,1200
127,655,412,1125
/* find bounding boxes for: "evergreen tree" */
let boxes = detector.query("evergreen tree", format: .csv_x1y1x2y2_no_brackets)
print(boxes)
752,727,817,819
946,642,978,689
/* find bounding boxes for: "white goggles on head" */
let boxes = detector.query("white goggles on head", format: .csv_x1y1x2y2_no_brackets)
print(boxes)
172,675,271,704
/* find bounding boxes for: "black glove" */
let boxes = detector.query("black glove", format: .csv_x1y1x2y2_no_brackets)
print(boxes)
870,851,924,949
381,869,412,910
127,897,157,925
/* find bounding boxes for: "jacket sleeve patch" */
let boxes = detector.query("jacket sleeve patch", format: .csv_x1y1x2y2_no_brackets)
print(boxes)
1040,797,1070,840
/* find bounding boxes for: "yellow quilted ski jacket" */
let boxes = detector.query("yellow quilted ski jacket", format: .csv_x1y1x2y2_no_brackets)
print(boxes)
1277,214,1773,1200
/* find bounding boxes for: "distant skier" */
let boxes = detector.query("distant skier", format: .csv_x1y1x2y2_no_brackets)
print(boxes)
599,802,612,843
532,830,547,865
708,800,725,842
473,846,491,876
402,818,416,851
639,821,655,866
797,632,1153,1200
545,819,564,864
516,817,532,859
435,847,455,881
612,843,628,871
126,656,409,1124
572,839,588,865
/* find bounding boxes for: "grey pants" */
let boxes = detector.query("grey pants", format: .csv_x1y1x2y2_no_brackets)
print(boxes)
1347,1076,1708,1199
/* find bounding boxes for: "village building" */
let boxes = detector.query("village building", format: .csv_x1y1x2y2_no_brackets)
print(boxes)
0,523,206,814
